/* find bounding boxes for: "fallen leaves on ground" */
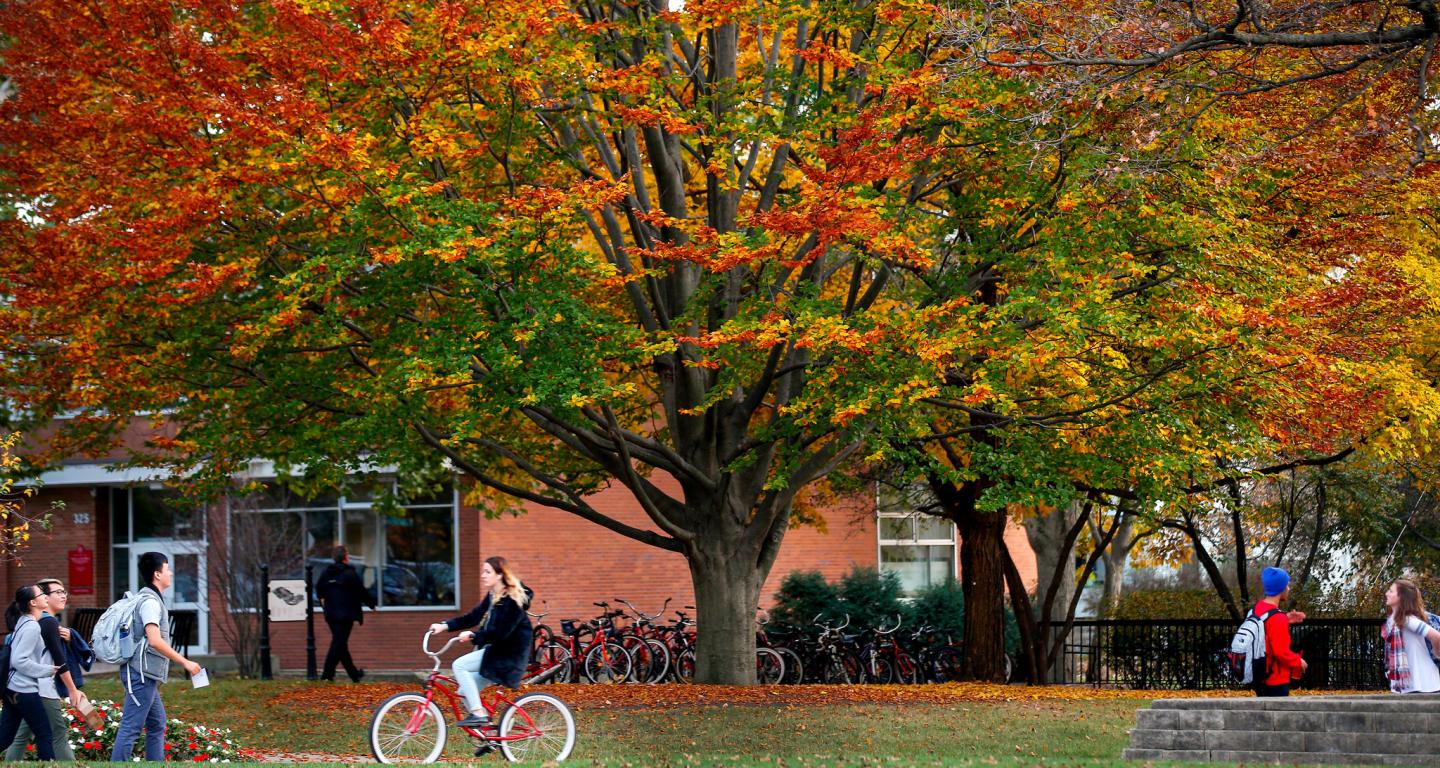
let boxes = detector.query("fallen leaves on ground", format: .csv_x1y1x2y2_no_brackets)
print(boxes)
268,681,1374,713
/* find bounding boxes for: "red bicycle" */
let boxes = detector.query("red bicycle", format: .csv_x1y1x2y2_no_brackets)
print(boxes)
368,632,576,763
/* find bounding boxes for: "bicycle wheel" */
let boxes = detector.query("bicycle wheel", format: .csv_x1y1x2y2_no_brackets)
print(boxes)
621,636,657,685
524,642,574,685
756,648,785,685
894,652,920,684
775,647,804,685
641,637,671,683
822,650,861,684
929,646,965,683
369,692,446,764
498,692,576,763
868,654,896,684
583,641,634,684
673,648,696,683
532,624,555,657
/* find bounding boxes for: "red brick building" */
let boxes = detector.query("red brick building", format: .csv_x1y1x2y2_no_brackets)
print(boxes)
4,459,1037,670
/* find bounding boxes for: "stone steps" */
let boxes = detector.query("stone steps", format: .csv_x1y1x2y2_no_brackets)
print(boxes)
1122,696,1440,765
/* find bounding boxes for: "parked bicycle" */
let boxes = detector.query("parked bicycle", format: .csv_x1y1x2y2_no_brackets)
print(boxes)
368,631,576,763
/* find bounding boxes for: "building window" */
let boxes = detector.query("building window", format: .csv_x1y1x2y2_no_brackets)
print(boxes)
877,486,956,594
231,482,458,610
110,487,208,600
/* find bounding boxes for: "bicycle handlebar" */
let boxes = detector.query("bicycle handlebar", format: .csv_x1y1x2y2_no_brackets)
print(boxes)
616,597,671,622
422,630,464,672
875,614,903,635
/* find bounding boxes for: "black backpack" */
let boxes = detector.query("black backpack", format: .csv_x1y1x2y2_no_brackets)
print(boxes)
0,629,16,703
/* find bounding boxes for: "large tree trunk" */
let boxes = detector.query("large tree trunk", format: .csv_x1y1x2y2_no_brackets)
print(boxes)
955,506,1009,681
1024,502,1081,624
1100,512,1135,614
1022,500,1084,682
688,538,764,685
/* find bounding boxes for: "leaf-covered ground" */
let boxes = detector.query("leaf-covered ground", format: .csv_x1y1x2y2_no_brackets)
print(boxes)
266,680,1358,712
77,678,1376,766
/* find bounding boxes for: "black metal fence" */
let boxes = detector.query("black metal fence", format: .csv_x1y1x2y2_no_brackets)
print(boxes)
1041,618,1386,690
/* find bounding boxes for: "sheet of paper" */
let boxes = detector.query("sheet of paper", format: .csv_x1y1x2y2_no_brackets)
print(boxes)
191,668,210,689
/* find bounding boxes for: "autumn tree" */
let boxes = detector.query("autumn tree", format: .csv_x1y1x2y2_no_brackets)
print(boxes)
0,0,1029,683
0,433,51,563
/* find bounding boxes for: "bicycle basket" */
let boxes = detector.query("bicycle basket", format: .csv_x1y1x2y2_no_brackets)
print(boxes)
561,620,578,635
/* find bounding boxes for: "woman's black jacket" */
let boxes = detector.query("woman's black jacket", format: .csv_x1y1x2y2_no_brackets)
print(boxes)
443,586,534,688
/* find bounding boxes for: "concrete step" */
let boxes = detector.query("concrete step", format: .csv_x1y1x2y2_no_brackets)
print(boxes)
1123,748,1436,765
1150,694,1440,712
1129,728,1440,755
1136,706,1440,734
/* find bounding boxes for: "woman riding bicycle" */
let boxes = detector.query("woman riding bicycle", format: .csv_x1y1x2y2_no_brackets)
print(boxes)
428,556,533,729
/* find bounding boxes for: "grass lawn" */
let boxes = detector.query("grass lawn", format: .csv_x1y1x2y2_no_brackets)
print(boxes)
67,676,1284,767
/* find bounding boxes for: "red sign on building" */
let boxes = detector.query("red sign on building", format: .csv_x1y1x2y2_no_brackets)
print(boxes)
68,546,94,596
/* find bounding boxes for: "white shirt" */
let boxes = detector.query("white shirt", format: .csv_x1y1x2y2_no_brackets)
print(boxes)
1398,616,1440,693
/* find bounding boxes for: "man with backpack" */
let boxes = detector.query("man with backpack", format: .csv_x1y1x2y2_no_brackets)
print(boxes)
1251,566,1308,697
110,552,202,762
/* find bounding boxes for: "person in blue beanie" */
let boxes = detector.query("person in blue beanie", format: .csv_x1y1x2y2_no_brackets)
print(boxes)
1250,566,1307,696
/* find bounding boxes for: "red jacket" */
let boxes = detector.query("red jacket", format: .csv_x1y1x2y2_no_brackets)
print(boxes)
1255,599,1304,685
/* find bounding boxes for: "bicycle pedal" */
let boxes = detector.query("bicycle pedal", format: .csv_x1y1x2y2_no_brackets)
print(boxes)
474,743,496,757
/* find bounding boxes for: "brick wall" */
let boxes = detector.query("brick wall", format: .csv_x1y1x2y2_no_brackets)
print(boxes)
1,487,109,610
3,481,1039,671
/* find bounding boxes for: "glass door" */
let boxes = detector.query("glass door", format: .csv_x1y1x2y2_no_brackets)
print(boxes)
130,542,208,655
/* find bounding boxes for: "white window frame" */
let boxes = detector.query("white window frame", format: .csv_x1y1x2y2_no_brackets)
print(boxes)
228,481,460,612
876,485,958,593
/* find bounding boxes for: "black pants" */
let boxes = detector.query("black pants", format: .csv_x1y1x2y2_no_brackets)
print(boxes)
323,618,362,681
1255,681,1291,697
0,691,55,760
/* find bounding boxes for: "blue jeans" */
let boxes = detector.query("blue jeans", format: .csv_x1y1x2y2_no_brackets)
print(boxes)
453,649,495,713
111,668,166,761
0,691,55,760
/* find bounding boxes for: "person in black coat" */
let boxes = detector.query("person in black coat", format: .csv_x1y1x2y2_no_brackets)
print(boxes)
429,555,533,729
316,546,376,682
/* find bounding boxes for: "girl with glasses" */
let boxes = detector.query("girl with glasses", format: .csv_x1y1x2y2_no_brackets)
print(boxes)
0,586,60,759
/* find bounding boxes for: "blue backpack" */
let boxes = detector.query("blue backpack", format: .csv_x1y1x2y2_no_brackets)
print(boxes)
1425,612,1440,665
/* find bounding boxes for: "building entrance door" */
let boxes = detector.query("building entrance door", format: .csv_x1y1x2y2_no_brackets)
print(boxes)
130,542,208,655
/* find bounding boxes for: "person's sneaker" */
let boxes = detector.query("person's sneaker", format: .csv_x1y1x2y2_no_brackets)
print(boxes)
457,713,490,729
350,669,366,683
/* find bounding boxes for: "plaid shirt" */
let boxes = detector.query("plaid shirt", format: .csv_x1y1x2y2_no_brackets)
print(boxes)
1383,616,1412,692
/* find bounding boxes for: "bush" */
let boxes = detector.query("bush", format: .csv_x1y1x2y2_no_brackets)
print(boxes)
767,570,842,631
908,577,964,636
1103,588,1232,619
20,699,257,762
769,569,1017,654
836,567,908,631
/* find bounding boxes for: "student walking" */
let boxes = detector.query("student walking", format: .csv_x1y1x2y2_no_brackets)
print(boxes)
1381,578,1440,693
0,586,59,760
4,578,91,761
1252,567,1307,697
110,552,202,762
316,546,375,682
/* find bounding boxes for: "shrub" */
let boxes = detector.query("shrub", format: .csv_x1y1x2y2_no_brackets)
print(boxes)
21,699,257,762
767,570,842,631
908,577,965,636
1103,588,1232,619
836,567,908,631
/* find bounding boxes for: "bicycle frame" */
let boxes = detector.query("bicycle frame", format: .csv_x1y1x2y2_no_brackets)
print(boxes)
417,632,544,744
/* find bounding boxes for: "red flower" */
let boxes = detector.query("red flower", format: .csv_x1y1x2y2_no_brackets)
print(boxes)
193,755,205,762
26,744,35,752
188,742,197,749
165,743,173,750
